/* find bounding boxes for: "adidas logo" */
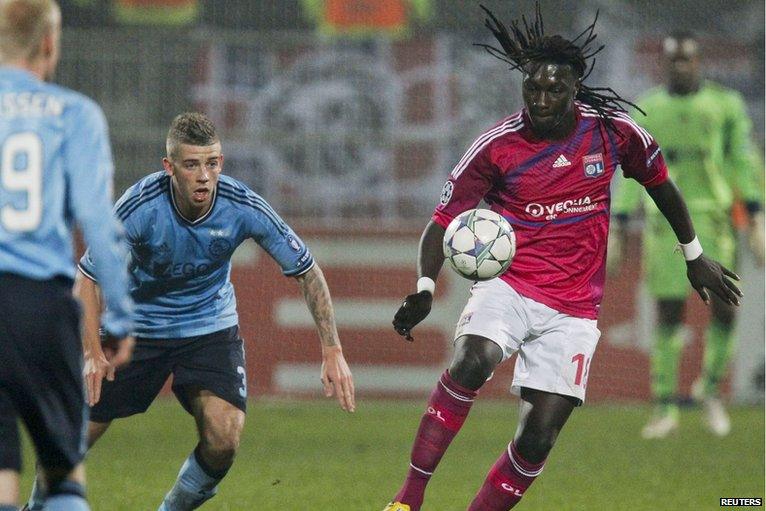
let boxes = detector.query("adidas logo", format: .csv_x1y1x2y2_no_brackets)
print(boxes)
552,154,571,168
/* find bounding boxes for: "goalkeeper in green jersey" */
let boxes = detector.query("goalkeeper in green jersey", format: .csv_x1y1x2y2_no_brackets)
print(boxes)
610,32,764,439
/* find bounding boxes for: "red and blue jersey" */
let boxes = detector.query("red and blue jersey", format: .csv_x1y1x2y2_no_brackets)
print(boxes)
433,102,668,319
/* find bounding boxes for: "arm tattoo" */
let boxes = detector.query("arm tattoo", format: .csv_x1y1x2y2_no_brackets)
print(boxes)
296,264,340,348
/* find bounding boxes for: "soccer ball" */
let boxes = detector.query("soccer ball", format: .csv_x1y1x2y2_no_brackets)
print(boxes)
443,209,516,281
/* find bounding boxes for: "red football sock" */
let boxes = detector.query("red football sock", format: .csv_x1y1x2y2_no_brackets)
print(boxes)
467,442,546,510
393,370,477,511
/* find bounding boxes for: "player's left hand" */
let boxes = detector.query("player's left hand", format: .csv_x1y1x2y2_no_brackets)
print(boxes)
321,345,355,413
686,254,742,306
102,334,136,372
392,290,433,341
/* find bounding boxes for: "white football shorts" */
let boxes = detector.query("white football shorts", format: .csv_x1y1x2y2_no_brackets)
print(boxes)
454,278,601,404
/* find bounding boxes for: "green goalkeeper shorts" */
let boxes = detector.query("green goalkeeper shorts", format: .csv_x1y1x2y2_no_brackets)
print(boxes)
643,211,736,299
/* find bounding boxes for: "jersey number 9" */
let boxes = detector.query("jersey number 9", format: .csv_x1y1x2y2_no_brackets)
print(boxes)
1,132,43,232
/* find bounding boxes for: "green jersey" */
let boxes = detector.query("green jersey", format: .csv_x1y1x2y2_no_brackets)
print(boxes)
612,81,762,218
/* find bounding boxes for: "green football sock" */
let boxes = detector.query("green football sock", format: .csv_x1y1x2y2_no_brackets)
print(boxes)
651,325,684,415
701,321,735,397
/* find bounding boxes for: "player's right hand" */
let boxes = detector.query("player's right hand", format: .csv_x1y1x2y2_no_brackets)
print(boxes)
392,291,433,342
84,335,135,406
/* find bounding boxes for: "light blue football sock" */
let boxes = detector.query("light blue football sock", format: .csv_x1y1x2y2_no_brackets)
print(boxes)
44,480,89,511
0,504,18,511
158,451,223,511
26,473,46,510
45,495,90,511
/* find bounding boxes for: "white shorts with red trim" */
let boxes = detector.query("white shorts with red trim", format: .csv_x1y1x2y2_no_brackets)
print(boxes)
454,278,601,404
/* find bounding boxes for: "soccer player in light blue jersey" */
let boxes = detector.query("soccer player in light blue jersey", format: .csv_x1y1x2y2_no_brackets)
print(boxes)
0,1,134,510
28,112,355,510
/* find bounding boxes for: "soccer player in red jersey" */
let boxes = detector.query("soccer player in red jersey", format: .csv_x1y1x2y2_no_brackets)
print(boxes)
384,5,742,511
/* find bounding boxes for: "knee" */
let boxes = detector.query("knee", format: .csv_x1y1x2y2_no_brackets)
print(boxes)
449,336,503,389
515,423,560,462
450,349,484,379
201,412,244,463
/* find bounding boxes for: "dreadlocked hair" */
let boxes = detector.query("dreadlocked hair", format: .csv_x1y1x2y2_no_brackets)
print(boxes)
476,2,644,133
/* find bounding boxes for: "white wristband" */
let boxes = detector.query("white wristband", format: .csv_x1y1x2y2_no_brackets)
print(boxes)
417,277,436,294
677,236,703,261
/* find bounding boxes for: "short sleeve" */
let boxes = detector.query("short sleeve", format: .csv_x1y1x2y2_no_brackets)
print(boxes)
432,137,498,228
77,187,139,282
616,114,668,189
245,197,314,277
77,248,96,281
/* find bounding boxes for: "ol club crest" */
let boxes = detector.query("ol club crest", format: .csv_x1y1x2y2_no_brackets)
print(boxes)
582,153,604,178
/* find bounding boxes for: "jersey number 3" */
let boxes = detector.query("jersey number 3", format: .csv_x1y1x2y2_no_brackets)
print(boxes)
1,132,43,232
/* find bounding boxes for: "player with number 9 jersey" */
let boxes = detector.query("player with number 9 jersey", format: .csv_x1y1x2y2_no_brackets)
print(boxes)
0,26,132,337
0,1,133,509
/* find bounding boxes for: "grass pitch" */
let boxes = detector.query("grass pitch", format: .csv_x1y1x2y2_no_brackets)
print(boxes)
21,399,764,510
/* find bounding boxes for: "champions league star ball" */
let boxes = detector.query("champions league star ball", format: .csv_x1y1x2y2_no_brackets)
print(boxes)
443,209,516,281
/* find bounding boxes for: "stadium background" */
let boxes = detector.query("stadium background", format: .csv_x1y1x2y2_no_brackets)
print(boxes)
30,1,765,509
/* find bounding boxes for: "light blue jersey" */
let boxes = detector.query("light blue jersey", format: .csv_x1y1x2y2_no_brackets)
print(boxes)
79,173,314,339
0,67,132,337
